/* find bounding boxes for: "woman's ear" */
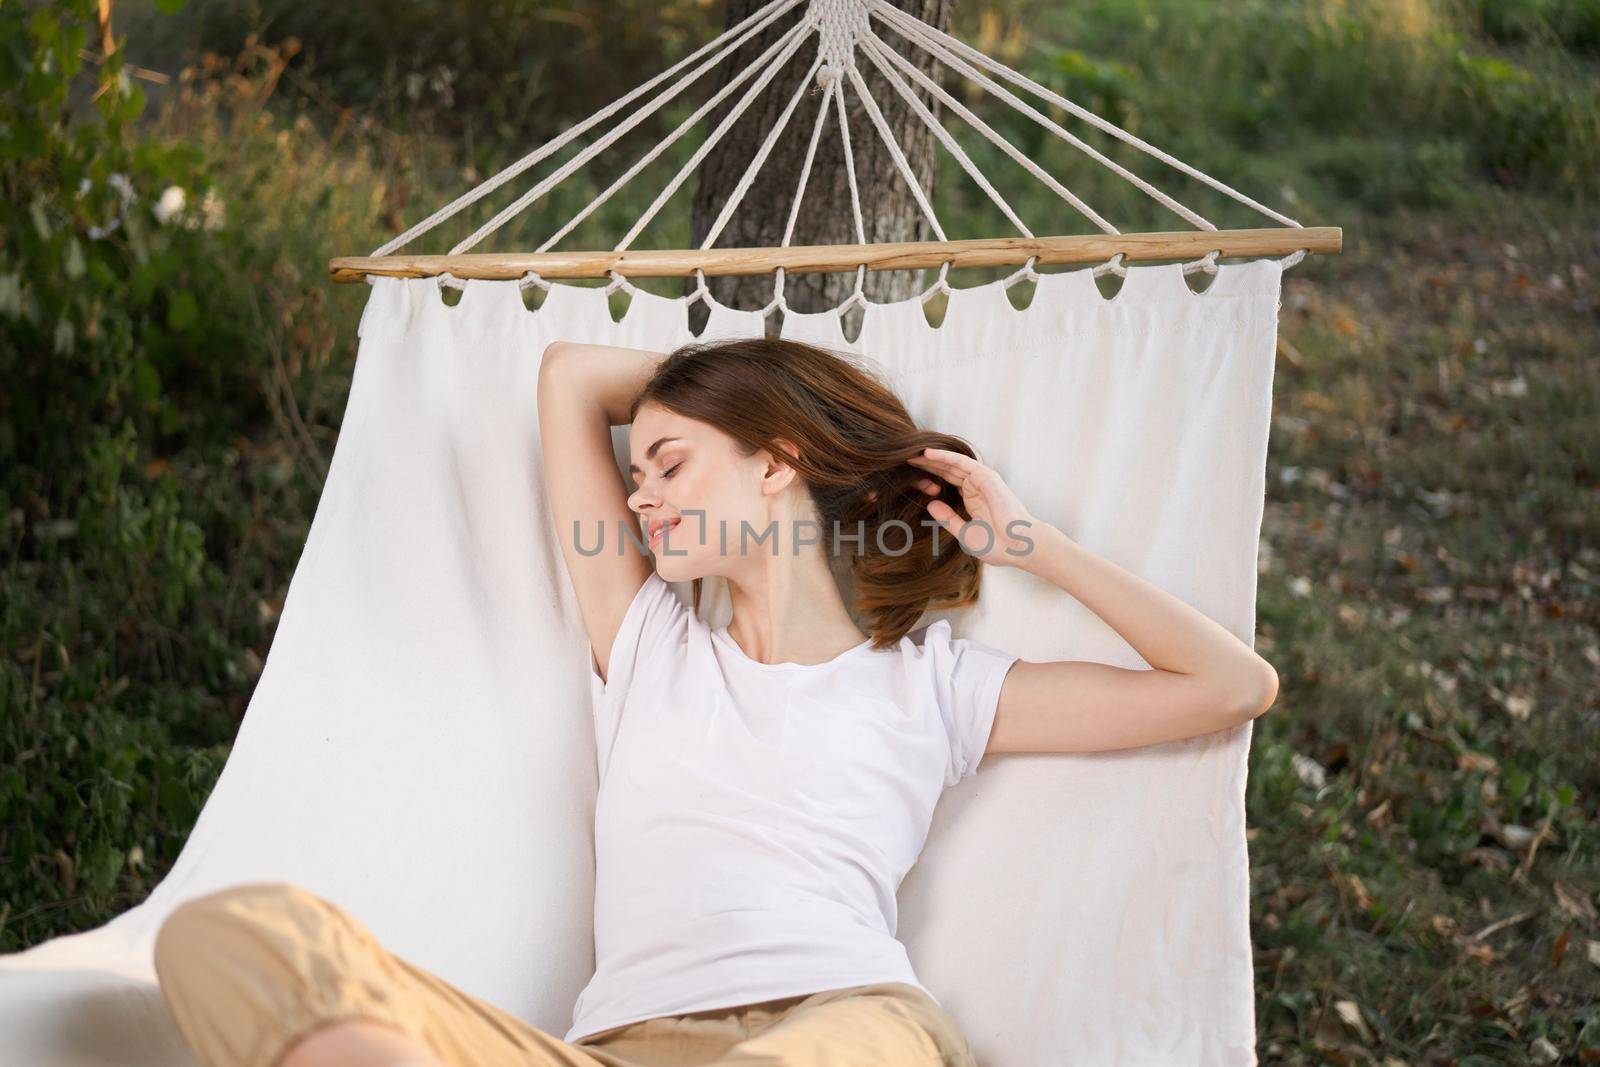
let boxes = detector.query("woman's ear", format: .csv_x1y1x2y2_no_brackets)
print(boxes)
759,438,803,495
764,438,802,477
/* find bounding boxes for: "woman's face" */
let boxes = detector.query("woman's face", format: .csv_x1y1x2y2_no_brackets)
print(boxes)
627,401,800,582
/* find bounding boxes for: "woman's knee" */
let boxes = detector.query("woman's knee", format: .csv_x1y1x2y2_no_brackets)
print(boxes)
152,883,396,1067
153,882,321,987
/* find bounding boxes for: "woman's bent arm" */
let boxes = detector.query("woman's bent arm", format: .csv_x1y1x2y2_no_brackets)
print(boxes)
536,341,668,683
988,521,1279,755
549,341,674,427
903,445,1278,755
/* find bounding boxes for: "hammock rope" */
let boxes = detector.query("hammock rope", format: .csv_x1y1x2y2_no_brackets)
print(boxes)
535,22,816,267
388,0,1311,308
867,1,1296,233
370,0,809,262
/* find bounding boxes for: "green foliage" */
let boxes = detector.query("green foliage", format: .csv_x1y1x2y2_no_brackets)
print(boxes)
953,0,1598,235
127,0,729,181
1449,44,1600,195
1477,0,1600,51
0,0,311,947
0,0,230,471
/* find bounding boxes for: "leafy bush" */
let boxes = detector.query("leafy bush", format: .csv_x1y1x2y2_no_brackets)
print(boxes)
0,0,301,948
1007,0,1599,225
1477,0,1600,52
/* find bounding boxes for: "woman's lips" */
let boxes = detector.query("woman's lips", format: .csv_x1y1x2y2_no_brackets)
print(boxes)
648,518,682,546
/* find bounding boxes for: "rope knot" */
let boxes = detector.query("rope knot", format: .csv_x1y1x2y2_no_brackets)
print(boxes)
812,0,868,76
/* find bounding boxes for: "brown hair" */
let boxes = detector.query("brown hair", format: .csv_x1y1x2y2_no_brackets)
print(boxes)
629,336,991,649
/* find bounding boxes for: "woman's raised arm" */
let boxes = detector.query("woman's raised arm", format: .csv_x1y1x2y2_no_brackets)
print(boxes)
905,446,1279,755
536,341,667,684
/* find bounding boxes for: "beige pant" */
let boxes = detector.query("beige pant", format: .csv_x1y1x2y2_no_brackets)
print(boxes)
153,882,977,1067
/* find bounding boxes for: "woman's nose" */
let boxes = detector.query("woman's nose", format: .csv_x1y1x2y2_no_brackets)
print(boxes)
628,487,662,516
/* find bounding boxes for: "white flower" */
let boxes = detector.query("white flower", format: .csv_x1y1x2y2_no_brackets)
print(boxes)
1489,375,1527,398
198,187,225,230
153,184,186,225
83,172,138,239
1290,753,1326,790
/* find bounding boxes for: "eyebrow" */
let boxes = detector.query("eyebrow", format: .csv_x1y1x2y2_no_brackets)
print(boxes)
628,437,682,480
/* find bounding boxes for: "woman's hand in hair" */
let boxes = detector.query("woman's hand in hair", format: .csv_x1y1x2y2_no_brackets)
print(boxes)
905,447,1038,569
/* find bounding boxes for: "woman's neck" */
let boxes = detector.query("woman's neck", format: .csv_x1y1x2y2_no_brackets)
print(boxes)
719,556,865,666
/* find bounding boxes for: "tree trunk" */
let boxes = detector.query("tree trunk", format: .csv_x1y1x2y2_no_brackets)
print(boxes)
687,0,953,338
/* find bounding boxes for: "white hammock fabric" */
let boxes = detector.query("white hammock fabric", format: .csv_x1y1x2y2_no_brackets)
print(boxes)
0,259,1280,1066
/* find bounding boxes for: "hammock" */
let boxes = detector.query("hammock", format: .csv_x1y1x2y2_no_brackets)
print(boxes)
0,2,1338,1064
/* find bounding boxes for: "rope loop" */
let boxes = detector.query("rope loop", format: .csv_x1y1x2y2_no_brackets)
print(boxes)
518,269,552,292
918,260,953,305
848,262,867,306
436,270,468,295
1278,248,1308,270
603,269,636,296
761,288,789,318
1181,249,1221,277
1002,254,1041,290
685,266,711,308
832,264,870,315
760,265,787,317
1091,252,1127,279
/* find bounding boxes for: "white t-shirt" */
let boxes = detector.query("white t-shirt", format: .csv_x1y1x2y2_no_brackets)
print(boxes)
565,569,1019,1043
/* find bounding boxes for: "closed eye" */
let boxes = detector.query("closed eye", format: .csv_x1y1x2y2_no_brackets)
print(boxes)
632,461,683,487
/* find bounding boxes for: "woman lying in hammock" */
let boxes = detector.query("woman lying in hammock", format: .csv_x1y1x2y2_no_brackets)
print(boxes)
151,335,1277,1067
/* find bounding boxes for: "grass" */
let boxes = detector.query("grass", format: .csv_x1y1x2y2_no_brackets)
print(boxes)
1246,200,1599,1063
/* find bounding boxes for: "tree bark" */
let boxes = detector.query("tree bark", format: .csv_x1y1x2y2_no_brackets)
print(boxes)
687,0,953,338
